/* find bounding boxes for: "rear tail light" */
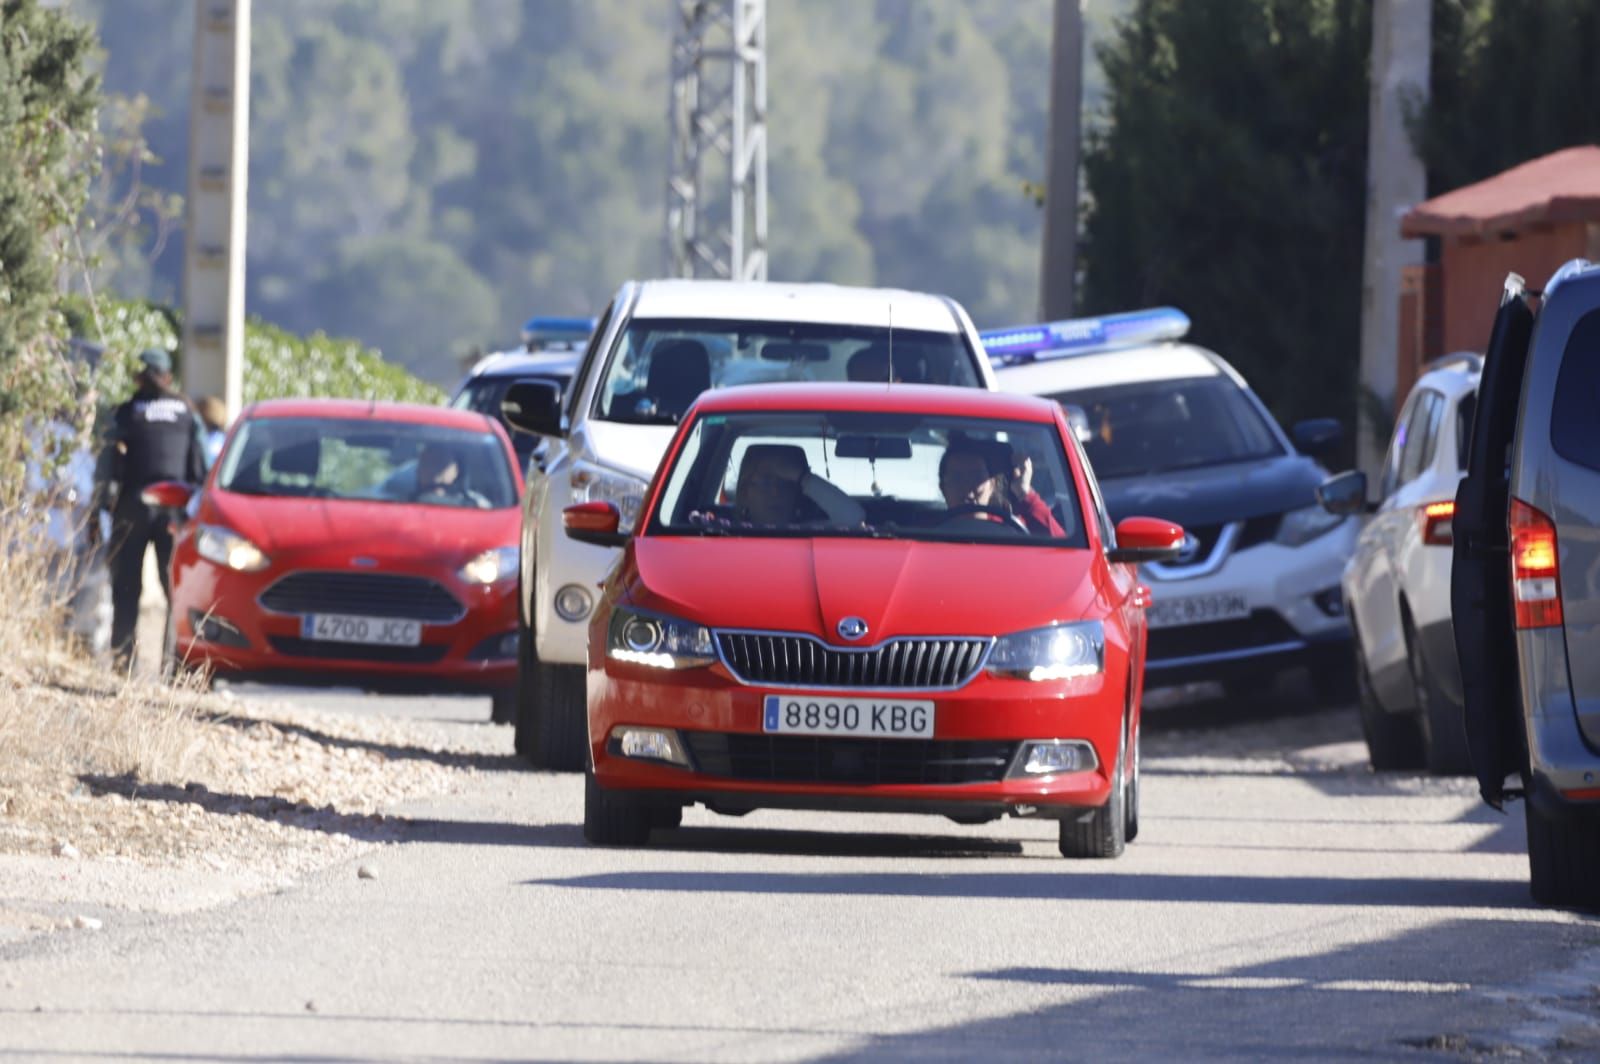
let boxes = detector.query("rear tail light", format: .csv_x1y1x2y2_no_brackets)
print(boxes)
1510,497,1562,629
1418,500,1455,546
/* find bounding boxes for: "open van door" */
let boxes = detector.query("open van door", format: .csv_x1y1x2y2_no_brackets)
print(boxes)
1451,275,1536,808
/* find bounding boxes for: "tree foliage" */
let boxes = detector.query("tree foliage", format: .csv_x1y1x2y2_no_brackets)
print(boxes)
1420,0,1600,195
69,296,444,409
0,0,100,496
1080,0,1370,436
67,0,1132,381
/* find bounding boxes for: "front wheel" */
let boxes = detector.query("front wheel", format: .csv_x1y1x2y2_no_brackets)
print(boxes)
583,767,654,847
511,609,543,758
1060,715,1128,859
1526,800,1600,911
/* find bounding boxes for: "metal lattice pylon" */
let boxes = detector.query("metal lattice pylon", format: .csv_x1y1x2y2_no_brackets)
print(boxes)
666,0,767,281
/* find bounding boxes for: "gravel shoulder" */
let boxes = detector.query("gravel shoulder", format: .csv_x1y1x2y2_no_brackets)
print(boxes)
0,677,509,945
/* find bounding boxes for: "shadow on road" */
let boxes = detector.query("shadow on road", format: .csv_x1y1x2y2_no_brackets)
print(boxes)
647,825,1026,859
526,867,1531,909
198,711,526,774
810,919,1599,1062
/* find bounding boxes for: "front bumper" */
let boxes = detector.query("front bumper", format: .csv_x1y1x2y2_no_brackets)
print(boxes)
172,562,519,690
588,663,1124,817
1141,523,1356,686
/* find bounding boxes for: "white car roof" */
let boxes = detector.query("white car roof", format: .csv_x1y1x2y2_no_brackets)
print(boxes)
630,279,961,332
1409,352,1481,399
994,342,1222,396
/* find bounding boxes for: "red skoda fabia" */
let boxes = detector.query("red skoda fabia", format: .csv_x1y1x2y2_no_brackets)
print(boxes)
567,384,1184,857
150,399,524,710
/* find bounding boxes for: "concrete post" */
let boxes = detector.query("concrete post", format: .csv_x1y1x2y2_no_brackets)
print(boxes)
1357,0,1430,476
1038,0,1084,320
181,0,250,419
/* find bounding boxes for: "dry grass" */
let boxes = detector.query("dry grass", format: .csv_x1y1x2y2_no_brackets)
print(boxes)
0,507,216,828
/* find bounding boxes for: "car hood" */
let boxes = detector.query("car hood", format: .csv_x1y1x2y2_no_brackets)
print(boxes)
629,537,1103,642
204,491,520,565
582,421,678,481
1099,454,1325,528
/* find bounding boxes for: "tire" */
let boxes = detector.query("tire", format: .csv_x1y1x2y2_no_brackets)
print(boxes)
512,609,543,758
583,766,653,847
512,576,587,771
489,688,516,726
1124,721,1141,844
533,663,588,772
1526,800,1600,911
1355,640,1424,771
1060,715,1128,859
1408,623,1472,776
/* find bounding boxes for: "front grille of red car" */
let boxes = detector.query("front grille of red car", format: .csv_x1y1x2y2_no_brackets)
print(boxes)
259,572,465,624
266,636,449,664
680,732,1017,785
716,632,989,690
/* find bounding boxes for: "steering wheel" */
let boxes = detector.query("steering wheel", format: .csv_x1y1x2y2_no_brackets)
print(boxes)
936,504,1029,534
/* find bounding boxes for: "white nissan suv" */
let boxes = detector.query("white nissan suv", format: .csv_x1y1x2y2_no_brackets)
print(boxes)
501,279,997,769
989,308,1358,698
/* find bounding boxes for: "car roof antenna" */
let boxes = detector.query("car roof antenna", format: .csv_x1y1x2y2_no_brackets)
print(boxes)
886,302,894,389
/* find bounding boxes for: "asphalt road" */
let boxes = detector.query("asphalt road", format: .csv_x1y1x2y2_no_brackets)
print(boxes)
4,680,1599,1062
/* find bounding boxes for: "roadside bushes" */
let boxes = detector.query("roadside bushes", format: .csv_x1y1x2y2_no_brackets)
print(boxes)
68,297,446,411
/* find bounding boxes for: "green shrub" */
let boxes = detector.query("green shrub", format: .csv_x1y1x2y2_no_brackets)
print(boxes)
68,296,445,413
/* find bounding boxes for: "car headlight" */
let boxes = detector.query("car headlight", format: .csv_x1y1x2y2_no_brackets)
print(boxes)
987,621,1104,681
570,461,647,534
607,606,715,669
196,525,270,572
459,546,518,585
1274,504,1345,547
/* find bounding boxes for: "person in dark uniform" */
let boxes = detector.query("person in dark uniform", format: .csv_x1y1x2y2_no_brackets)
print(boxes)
97,349,208,669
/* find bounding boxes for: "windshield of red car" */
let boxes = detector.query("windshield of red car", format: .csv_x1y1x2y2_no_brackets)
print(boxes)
595,319,980,426
217,416,516,509
650,411,1088,547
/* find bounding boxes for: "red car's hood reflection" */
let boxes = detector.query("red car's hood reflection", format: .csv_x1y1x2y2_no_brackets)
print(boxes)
631,537,1103,642
206,491,519,567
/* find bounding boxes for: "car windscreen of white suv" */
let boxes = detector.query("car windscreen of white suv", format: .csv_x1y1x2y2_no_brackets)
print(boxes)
594,319,982,426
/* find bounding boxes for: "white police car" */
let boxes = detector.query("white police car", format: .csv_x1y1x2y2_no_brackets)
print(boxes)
449,317,595,475
988,308,1357,697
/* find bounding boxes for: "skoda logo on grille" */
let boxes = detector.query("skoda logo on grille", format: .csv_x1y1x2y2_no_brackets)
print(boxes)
1174,533,1203,566
836,616,869,641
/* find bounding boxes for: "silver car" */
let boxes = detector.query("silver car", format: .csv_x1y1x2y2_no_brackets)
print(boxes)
1453,258,1600,909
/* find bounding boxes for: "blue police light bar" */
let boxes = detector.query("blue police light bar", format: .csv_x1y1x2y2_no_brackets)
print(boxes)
521,315,597,348
980,306,1191,364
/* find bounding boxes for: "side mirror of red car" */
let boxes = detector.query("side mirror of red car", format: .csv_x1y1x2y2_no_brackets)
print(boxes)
140,480,196,512
563,501,628,548
1107,516,1185,565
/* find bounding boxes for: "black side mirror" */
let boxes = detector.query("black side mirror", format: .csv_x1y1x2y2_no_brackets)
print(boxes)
501,380,565,438
1316,470,1370,516
1292,418,1343,456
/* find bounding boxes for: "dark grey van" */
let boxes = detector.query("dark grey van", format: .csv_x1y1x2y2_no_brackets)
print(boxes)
1453,259,1600,909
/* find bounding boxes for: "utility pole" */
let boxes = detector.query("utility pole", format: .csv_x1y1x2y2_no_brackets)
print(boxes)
666,0,768,281
1037,0,1084,320
1357,0,1430,476
181,0,250,418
